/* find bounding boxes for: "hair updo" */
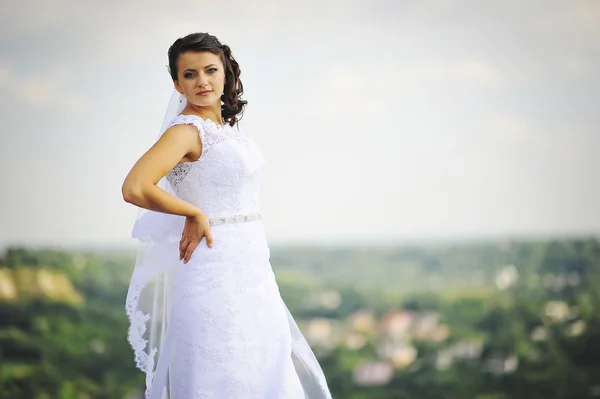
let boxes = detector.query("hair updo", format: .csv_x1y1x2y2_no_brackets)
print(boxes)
168,33,247,126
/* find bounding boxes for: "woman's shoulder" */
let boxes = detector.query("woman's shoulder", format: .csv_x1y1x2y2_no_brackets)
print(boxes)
170,113,232,132
166,114,245,150
168,113,204,128
164,114,212,140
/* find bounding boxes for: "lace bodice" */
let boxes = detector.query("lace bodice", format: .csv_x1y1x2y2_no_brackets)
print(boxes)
165,115,266,219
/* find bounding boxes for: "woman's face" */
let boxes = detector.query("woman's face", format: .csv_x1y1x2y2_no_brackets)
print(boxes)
174,51,225,108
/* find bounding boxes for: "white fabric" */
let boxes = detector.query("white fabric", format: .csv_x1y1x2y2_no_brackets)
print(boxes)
126,91,186,399
125,92,332,398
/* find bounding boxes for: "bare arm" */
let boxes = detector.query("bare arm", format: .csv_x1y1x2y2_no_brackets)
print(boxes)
121,124,202,218
122,123,213,259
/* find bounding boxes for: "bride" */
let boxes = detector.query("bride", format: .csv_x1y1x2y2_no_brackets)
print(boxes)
121,32,332,398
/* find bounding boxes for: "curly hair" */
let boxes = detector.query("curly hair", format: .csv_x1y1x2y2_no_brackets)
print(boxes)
168,33,247,126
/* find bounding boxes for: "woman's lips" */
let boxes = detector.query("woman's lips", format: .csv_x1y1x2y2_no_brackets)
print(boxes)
197,90,213,96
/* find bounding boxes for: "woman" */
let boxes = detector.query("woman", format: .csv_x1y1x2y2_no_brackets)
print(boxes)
122,32,332,399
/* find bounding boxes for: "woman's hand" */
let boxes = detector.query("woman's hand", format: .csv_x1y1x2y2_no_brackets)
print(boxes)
179,212,213,264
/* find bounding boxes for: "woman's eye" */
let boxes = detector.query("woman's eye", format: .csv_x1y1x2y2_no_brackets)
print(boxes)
184,72,196,78
208,68,218,73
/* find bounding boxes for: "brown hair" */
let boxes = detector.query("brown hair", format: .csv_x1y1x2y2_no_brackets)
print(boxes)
168,33,247,126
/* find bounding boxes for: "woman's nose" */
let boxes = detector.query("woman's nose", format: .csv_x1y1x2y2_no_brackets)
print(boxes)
197,74,208,87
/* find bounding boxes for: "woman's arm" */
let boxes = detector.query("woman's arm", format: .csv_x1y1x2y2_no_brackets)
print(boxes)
121,124,202,218
123,123,213,259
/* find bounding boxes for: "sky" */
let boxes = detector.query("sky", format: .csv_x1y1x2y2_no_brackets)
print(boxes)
0,0,599,248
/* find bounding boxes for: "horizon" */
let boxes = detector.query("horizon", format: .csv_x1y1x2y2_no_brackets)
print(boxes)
2,230,599,254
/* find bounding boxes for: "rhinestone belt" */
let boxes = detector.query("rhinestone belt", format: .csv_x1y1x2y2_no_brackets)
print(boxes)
208,212,262,226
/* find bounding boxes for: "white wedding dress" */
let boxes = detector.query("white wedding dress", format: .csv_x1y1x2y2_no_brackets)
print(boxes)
126,114,332,399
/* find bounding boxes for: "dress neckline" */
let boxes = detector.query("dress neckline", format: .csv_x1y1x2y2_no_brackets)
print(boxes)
178,113,227,128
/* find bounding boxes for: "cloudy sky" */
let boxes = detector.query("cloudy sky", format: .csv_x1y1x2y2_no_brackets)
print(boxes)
1,0,598,248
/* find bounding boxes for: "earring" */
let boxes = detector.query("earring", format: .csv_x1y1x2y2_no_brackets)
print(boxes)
179,94,183,103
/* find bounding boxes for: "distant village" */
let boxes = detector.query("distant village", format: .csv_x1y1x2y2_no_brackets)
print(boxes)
296,264,585,387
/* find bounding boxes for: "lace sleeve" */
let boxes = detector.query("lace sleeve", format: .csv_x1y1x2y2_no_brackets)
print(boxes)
166,114,208,156
165,115,209,187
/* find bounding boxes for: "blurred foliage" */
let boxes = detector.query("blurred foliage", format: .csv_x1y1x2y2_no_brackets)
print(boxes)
0,237,599,398
0,248,142,399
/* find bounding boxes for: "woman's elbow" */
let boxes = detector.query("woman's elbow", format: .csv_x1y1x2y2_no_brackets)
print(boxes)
122,181,144,204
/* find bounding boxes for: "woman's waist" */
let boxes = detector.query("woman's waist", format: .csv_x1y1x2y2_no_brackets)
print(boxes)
207,210,262,227
187,220,270,265
204,215,268,248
